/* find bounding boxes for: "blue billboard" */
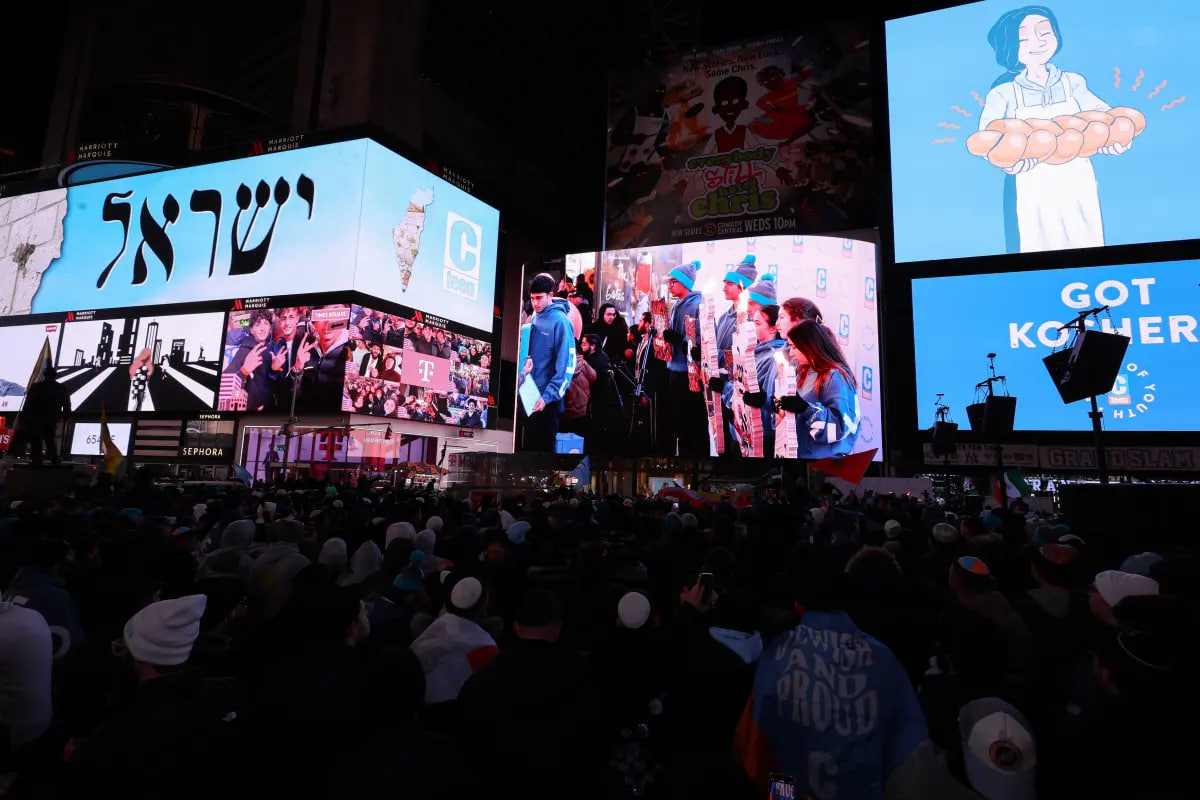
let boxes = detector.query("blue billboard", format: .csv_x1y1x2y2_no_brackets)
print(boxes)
912,261,1200,431
887,0,1200,262
0,138,499,333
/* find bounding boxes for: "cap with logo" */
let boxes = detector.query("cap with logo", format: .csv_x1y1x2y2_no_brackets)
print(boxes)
959,698,1036,800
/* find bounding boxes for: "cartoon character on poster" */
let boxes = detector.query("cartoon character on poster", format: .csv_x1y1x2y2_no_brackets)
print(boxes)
888,0,1195,262
969,6,1141,253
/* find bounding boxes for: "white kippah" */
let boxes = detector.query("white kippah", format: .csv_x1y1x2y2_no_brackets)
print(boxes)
617,591,652,629
450,577,484,610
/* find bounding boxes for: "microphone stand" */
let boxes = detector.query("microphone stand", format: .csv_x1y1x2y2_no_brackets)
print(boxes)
974,355,1009,477
1057,306,1111,484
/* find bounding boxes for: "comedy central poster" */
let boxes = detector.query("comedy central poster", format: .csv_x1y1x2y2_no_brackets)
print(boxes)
605,26,874,249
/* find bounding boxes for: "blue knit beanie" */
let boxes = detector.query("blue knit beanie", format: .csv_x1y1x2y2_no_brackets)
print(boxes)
747,274,777,307
667,260,701,291
723,255,758,288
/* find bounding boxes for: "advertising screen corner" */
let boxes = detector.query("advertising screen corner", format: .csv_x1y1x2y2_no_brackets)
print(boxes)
912,259,1198,432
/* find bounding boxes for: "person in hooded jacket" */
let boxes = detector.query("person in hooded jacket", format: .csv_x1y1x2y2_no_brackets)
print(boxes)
723,304,787,457
775,319,861,460
196,519,255,586
4,537,85,659
521,274,577,452
658,260,708,456
339,539,384,589
248,519,310,623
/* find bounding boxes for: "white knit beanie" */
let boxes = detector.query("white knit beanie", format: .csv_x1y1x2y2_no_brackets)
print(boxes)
426,515,444,533
123,594,207,666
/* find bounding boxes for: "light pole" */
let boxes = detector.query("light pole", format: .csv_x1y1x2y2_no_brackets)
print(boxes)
282,365,311,478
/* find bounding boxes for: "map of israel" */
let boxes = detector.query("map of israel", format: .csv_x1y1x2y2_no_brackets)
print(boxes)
0,189,68,316
392,187,434,292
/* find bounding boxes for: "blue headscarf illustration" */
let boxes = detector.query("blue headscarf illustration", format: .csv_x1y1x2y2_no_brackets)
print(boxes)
978,5,1131,254
989,6,1064,253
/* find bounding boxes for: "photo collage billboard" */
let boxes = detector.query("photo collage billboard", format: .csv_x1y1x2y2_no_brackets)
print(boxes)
342,303,492,429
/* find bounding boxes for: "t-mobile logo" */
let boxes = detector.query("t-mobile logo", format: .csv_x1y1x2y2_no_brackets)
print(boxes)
417,359,436,382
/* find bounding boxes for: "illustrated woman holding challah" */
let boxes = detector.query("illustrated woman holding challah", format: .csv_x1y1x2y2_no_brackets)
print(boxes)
977,6,1136,254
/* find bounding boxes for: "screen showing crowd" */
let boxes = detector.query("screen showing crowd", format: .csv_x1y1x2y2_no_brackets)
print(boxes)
341,304,492,428
912,260,1199,432
217,304,351,413
518,235,881,459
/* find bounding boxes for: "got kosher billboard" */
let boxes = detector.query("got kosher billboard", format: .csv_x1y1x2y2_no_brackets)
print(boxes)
0,138,499,334
912,260,1199,431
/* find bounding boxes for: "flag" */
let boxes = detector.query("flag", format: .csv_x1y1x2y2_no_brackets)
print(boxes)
995,467,1031,503
15,337,54,429
98,405,125,475
809,448,877,486
24,336,53,395
232,462,253,485
570,455,590,486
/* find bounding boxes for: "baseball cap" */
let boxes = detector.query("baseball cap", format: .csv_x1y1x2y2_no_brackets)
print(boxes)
959,698,1036,800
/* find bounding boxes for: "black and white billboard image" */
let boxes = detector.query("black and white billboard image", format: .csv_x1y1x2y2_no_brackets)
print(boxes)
56,311,225,412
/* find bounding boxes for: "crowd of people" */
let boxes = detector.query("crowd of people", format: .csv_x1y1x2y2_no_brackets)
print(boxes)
350,307,492,368
0,469,1193,799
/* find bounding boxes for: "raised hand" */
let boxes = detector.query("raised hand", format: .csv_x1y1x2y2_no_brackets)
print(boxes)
243,343,266,374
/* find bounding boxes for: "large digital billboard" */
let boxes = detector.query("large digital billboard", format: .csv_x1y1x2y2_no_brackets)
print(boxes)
912,260,1199,431
0,138,499,332
342,303,492,429
519,234,881,460
56,310,224,412
217,302,351,413
605,25,874,248
356,142,499,332
886,0,1199,262
0,320,62,412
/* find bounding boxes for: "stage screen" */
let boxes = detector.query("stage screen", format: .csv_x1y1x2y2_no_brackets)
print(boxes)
0,321,61,412
912,260,1199,431
218,303,351,413
69,422,132,456
55,311,222,412
0,138,499,334
886,0,1200,262
341,304,492,429
520,235,881,459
